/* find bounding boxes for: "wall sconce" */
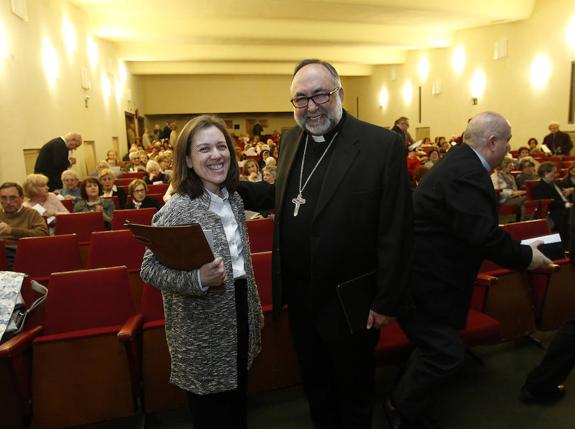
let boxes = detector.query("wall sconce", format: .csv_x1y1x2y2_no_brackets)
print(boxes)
378,87,389,109
472,97,478,105
84,95,90,108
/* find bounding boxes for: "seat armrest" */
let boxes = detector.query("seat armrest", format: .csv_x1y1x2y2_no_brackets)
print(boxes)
118,314,144,341
476,274,497,287
530,263,560,275
0,326,43,358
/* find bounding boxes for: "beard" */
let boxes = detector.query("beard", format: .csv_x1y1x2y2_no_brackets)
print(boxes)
295,99,343,136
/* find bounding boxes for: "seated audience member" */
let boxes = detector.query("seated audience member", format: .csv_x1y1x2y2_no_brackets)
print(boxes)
406,148,421,179
106,149,119,166
123,143,138,162
140,151,149,166
516,160,539,190
23,173,69,218
55,169,81,200
424,149,440,169
243,159,262,182
127,151,146,172
157,154,171,173
491,158,526,209
528,137,545,156
533,162,573,249
91,160,110,177
99,168,127,208
0,182,49,268
558,163,575,191
125,179,160,210
515,146,540,170
144,160,168,185
265,156,277,168
74,177,115,226
262,166,277,185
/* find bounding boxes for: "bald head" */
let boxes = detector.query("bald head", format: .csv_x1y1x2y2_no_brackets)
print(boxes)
463,112,511,168
64,132,82,150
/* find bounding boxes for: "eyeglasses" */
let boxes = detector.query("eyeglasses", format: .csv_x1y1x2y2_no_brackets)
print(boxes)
290,87,340,109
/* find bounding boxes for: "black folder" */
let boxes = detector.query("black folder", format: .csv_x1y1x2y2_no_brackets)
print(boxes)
336,270,377,334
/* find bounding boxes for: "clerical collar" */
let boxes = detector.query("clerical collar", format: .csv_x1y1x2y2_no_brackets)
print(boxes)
309,110,347,143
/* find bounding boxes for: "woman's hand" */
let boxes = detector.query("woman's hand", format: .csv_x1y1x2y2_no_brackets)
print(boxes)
94,204,103,212
199,257,226,290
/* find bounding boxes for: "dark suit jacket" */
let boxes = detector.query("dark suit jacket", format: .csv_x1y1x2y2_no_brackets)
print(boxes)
239,113,413,339
411,143,531,328
543,131,573,155
34,137,70,191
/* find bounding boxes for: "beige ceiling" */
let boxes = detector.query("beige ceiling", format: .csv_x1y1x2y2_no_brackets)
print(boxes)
69,0,536,76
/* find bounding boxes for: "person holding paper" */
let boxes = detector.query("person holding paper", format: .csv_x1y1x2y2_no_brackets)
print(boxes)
387,112,553,429
238,59,412,428
140,115,262,429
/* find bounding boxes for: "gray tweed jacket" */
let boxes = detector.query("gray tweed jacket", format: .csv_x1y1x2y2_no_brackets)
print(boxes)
140,190,262,395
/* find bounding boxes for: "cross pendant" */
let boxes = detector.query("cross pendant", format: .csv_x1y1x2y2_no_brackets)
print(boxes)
292,193,306,216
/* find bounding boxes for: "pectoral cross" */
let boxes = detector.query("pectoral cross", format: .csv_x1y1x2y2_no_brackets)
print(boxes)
292,193,306,216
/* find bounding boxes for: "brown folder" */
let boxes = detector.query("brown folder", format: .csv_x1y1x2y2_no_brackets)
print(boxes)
125,221,214,270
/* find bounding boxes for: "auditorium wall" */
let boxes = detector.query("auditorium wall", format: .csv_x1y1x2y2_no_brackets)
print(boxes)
346,0,575,148
0,0,142,184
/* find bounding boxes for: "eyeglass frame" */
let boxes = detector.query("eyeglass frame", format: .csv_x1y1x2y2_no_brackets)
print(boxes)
290,87,341,109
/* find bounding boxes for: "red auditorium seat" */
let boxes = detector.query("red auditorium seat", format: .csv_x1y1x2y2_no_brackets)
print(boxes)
0,239,7,271
247,250,300,393
119,172,145,179
103,195,121,209
251,251,272,306
140,284,186,413
111,208,157,230
147,184,169,195
147,193,165,208
59,198,74,212
87,230,147,307
0,276,44,429
502,219,574,331
246,217,274,253
54,211,105,243
115,177,134,187
13,234,83,283
32,266,142,429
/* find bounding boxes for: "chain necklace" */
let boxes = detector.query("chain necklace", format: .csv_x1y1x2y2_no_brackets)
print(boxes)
291,132,338,216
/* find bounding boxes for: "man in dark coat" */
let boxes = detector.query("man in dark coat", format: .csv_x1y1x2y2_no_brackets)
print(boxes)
542,121,573,155
386,112,553,429
34,133,82,191
239,59,413,428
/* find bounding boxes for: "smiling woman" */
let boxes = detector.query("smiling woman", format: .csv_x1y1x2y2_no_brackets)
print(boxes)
140,114,262,429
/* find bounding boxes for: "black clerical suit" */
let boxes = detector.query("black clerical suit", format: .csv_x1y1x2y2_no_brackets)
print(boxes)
392,143,532,424
34,137,70,191
543,131,573,155
239,112,412,428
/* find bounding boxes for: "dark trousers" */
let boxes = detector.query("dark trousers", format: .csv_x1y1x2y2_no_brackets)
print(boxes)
186,279,249,429
288,302,379,429
392,311,465,423
525,314,575,394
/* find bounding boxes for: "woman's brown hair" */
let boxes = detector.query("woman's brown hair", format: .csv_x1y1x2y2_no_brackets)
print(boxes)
171,115,239,198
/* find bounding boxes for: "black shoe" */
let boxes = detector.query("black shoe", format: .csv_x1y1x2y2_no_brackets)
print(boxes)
520,384,566,403
382,397,442,429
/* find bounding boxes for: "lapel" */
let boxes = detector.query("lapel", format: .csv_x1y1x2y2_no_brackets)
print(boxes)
275,127,304,218
313,116,360,220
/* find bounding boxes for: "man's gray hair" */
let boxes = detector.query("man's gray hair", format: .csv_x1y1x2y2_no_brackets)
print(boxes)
293,59,342,88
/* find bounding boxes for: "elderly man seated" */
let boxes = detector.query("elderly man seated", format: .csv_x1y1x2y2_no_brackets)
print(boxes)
0,182,49,269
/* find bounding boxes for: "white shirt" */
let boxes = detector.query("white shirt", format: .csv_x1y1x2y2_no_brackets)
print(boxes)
198,188,246,289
